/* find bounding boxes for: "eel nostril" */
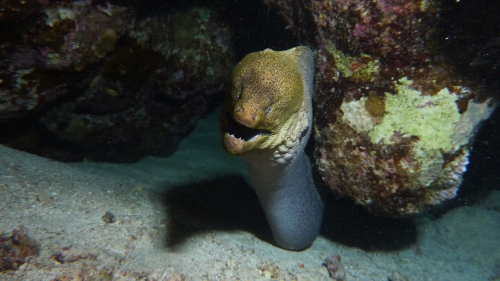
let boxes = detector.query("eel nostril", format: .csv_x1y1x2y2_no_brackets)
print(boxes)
252,114,257,121
236,107,243,113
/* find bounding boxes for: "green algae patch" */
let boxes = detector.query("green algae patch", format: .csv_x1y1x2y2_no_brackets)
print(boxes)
369,77,460,153
326,42,353,77
326,42,380,82
351,57,380,83
368,78,462,186
46,53,63,66
319,76,495,215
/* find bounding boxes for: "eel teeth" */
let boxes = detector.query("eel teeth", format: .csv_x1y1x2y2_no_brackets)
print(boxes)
226,113,271,141
229,133,244,141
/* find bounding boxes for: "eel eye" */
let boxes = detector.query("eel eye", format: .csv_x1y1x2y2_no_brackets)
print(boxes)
265,105,273,116
236,84,243,101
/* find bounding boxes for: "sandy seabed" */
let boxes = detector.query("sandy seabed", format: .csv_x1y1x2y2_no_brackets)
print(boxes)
1,112,499,281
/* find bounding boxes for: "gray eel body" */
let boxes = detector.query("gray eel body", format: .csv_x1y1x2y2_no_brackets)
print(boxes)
248,151,323,250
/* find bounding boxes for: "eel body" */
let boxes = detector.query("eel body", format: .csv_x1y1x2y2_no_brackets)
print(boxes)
219,46,323,250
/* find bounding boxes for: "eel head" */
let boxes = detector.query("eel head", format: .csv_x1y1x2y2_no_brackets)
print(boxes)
220,48,305,156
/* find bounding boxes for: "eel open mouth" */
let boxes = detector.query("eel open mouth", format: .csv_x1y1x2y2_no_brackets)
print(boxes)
226,113,271,142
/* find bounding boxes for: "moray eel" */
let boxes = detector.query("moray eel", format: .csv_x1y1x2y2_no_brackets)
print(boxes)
219,47,324,250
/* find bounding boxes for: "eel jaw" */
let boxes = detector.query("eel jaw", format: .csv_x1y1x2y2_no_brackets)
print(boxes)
221,113,271,155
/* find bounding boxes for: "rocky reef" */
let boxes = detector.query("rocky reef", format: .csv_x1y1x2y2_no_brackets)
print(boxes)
0,1,234,162
0,0,496,214
264,0,498,216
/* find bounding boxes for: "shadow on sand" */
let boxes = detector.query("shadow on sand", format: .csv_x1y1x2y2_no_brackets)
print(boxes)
159,175,272,250
160,174,417,252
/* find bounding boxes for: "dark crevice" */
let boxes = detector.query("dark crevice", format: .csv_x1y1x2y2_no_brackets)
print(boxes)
436,0,500,96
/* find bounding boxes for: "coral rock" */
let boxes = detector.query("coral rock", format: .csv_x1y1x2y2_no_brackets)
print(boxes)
265,0,498,215
0,3,234,162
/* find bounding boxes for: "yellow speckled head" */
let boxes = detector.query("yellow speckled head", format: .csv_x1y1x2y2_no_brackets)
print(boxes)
229,50,303,130
220,47,312,156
